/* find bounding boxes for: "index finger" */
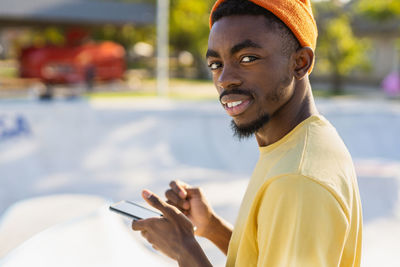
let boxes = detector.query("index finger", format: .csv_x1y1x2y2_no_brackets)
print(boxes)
142,190,179,219
169,180,190,199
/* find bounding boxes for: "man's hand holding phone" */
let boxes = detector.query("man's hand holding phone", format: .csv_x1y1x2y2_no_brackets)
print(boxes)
110,180,232,264
130,190,212,267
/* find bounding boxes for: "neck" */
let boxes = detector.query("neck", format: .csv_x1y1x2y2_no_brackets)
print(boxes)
255,78,318,147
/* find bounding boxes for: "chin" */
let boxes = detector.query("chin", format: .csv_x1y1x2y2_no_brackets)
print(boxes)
230,113,271,140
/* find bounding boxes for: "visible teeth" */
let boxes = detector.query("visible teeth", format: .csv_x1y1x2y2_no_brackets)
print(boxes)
227,101,242,108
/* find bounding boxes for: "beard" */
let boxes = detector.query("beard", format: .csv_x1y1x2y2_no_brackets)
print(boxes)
223,76,293,140
219,87,280,140
230,112,270,140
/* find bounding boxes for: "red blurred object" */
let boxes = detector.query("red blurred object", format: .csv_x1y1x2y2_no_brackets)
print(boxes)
19,41,125,84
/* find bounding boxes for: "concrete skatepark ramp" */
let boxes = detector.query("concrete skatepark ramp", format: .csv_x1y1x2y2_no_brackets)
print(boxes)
0,97,399,266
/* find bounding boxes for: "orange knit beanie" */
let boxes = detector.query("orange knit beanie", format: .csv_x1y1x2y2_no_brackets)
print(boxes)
209,0,318,53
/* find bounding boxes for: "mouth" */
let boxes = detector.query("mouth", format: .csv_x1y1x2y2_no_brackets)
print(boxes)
221,95,253,117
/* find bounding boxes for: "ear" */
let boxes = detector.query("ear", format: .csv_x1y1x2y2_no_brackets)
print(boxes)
292,47,314,80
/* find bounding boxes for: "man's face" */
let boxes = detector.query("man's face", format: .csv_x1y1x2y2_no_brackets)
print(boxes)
207,15,296,139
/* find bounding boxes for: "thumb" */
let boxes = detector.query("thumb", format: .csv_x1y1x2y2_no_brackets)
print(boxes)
185,187,203,198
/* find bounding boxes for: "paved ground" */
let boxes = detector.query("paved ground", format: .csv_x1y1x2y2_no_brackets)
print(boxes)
0,96,399,266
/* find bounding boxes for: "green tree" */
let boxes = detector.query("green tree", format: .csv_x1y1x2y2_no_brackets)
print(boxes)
95,0,215,78
356,0,400,21
314,1,370,94
355,0,400,92
169,0,215,78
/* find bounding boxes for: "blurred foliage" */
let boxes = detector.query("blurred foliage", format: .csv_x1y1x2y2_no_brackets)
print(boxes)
5,0,398,87
314,1,370,93
169,0,214,78
356,0,400,21
92,24,155,49
319,16,369,74
91,24,156,71
101,0,156,4
93,0,214,78
8,27,66,58
22,27,65,48
92,0,156,47
12,25,153,51
43,27,65,46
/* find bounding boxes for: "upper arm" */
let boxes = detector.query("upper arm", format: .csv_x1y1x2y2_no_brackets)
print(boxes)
256,175,349,267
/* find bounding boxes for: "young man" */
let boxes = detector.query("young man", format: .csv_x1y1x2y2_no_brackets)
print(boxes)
131,0,363,266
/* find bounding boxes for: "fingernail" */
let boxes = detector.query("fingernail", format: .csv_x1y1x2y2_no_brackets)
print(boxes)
179,191,186,198
143,190,152,199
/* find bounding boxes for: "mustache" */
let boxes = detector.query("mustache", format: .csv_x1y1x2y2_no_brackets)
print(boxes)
219,88,253,103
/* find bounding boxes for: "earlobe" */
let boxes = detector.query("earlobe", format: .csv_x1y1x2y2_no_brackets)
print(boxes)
293,47,314,80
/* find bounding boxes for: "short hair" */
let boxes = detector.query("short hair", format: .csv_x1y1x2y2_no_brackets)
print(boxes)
211,0,300,56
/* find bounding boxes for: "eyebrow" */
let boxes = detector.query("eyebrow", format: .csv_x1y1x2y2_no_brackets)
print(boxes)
205,49,220,59
230,39,262,55
206,39,262,59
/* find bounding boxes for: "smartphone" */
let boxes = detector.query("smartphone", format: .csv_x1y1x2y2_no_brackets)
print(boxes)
109,200,163,221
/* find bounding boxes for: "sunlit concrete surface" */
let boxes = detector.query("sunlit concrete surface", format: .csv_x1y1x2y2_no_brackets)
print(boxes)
0,97,399,266
0,195,175,267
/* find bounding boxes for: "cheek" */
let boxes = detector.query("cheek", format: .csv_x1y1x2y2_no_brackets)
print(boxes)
264,74,295,104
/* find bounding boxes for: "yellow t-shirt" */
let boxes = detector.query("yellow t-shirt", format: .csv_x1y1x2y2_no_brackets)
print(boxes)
226,115,362,267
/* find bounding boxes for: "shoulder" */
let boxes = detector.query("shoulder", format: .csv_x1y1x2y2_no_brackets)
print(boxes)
297,116,358,214
299,115,354,178
261,115,353,179
256,116,357,218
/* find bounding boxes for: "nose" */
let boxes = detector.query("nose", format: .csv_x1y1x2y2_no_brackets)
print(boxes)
216,64,242,91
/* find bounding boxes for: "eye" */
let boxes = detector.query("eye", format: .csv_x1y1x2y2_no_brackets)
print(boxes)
208,62,222,71
241,56,258,63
